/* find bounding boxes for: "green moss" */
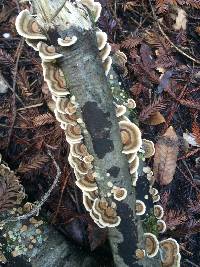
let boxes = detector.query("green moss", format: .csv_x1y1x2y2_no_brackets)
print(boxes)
143,211,158,237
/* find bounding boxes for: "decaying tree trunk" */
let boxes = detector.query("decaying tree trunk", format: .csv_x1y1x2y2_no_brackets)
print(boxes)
24,1,162,266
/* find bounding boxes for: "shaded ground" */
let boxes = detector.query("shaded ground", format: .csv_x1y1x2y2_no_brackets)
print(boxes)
0,0,200,266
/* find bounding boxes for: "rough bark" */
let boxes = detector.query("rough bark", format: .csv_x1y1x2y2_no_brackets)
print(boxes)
31,1,162,266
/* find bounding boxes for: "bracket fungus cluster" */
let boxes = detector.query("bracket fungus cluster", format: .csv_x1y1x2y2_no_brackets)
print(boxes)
15,3,120,228
15,3,181,266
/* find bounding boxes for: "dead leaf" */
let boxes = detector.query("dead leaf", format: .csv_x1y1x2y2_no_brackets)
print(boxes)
145,111,166,125
153,126,178,185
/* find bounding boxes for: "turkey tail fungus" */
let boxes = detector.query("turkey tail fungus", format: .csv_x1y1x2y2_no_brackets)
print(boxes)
14,1,175,266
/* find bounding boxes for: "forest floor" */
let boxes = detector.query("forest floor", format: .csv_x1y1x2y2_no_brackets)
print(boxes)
0,0,200,266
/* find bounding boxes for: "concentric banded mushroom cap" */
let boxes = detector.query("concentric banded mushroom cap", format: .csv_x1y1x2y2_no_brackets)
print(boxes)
152,194,160,203
129,155,139,174
76,172,98,191
144,233,159,258
132,171,138,187
65,124,83,144
83,193,93,211
56,98,77,115
96,31,107,50
84,190,98,201
143,166,151,174
83,154,94,163
149,187,158,196
160,238,180,267
57,36,77,46
48,82,70,97
147,171,154,181
127,152,137,163
103,56,112,76
42,63,63,83
99,205,121,227
72,157,93,175
42,63,69,96
157,219,167,233
81,0,102,22
154,205,164,219
115,50,127,62
100,43,111,61
37,42,63,61
15,10,47,40
136,200,146,216
70,143,89,159
135,249,146,259
142,139,155,158
68,153,76,169
93,2,102,22
119,120,142,154
54,110,78,126
115,104,126,118
89,209,106,228
90,207,100,221
112,186,127,201
126,98,136,109
92,198,108,217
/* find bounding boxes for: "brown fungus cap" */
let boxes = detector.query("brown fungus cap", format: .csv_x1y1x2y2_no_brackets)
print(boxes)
65,124,83,144
71,157,93,175
103,56,112,76
115,104,126,118
159,238,180,267
54,110,78,126
132,171,138,187
135,249,146,259
119,120,142,154
127,152,137,163
152,194,160,203
15,10,46,40
37,42,63,61
100,43,111,62
83,193,93,212
57,36,77,46
154,204,164,219
92,198,108,217
142,139,155,158
84,190,99,201
111,186,127,201
149,187,158,196
129,155,139,174
81,0,102,22
56,98,77,115
126,99,136,109
92,198,121,227
100,205,121,227
42,63,69,96
136,200,146,216
96,31,107,50
75,172,98,191
144,233,159,258
70,143,89,159
157,219,167,233
83,154,94,164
